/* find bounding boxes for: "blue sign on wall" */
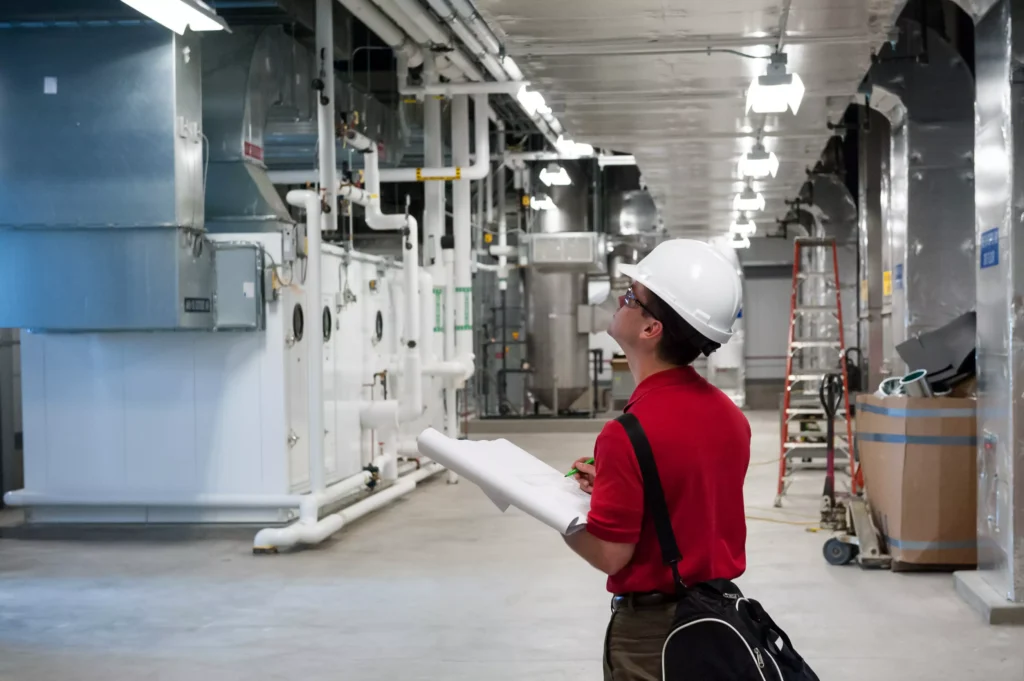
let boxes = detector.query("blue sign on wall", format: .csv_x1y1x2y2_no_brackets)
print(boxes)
894,264,903,290
981,228,1000,269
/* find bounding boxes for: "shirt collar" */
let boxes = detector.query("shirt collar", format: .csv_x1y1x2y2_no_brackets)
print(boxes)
624,366,699,412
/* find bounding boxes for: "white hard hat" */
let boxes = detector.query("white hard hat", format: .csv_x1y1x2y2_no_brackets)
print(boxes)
618,239,742,345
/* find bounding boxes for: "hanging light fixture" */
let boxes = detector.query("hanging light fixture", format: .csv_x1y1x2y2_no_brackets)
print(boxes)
739,142,780,179
729,214,757,237
120,0,228,34
746,52,805,115
530,195,556,211
733,184,765,212
539,163,572,186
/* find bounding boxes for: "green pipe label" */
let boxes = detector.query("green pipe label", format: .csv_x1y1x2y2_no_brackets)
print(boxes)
455,286,473,331
433,287,444,333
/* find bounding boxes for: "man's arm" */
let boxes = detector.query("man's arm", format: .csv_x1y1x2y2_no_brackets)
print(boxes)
564,420,643,575
564,530,635,575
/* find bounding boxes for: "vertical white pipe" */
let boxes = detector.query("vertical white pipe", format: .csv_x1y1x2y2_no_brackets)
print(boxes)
453,95,474,377
424,59,446,361
419,270,435,366
442,247,459,484
317,0,338,235
286,190,325,494
496,120,507,291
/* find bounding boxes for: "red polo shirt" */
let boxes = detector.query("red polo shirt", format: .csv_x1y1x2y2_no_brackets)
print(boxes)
586,366,750,594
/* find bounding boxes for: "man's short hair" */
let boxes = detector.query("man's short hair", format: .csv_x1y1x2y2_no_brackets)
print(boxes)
642,291,722,367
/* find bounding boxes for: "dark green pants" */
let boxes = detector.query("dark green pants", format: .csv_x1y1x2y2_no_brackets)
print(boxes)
603,601,676,681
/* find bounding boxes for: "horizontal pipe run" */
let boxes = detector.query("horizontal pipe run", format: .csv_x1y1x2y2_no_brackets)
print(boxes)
335,0,423,67
399,80,528,96
251,464,445,551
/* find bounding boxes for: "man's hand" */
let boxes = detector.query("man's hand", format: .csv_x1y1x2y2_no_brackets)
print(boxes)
572,457,596,494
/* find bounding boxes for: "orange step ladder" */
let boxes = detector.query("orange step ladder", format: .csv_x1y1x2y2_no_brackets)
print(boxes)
775,237,858,507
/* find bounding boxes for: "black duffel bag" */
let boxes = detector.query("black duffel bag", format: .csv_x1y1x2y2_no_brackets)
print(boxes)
617,413,820,681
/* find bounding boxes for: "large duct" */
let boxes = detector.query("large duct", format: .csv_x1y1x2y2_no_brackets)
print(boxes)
525,162,590,413
857,108,890,391
867,20,976,372
966,0,1024,607
0,25,215,331
202,27,297,231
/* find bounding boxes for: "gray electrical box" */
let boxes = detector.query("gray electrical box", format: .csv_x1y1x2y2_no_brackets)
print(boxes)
214,243,266,331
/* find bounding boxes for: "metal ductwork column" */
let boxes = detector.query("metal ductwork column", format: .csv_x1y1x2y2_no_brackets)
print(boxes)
857,108,890,392
0,25,214,331
525,162,591,413
867,20,976,373
954,0,1024,615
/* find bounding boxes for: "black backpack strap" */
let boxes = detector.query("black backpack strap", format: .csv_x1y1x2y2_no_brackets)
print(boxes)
615,413,685,590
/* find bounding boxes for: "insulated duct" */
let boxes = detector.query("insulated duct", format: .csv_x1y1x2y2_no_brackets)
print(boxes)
202,26,296,231
0,24,215,331
970,0,1024,605
867,20,976,370
857,108,890,390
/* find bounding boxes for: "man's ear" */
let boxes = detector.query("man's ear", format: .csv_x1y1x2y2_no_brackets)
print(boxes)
640,317,662,341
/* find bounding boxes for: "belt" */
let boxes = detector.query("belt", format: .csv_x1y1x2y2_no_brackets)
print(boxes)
610,592,681,612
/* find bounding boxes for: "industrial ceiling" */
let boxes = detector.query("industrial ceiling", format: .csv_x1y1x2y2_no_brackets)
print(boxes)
475,0,907,237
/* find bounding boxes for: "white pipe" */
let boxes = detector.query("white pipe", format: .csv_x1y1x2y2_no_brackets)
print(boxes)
423,62,446,362
399,80,526,97
252,464,445,551
286,190,326,495
397,438,420,456
254,477,417,551
338,184,371,206
452,96,475,379
419,269,436,365
360,400,399,430
503,151,638,166
317,0,338,235
335,0,423,67
376,95,490,182
390,0,484,82
496,120,508,291
361,143,423,422
447,0,501,55
3,490,304,509
297,470,376,520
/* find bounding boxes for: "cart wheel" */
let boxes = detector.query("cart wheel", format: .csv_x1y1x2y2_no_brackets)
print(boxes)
823,538,857,566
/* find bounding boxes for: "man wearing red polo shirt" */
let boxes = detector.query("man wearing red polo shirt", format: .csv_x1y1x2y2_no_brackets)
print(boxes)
565,239,750,681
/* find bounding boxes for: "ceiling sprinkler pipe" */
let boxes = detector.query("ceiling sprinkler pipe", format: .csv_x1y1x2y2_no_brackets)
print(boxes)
335,0,423,67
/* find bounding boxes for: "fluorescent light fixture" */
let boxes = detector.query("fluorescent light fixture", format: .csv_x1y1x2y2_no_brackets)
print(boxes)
746,52,805,115
120,0,228,34
531,195,556,211
729,215,757,237
555,135,595,158
539,163,571,187
733,185,765,212
739,142,779,178
517,86,550,116
598,154,638,168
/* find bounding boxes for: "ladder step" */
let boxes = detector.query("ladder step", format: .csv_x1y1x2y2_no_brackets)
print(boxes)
790,341,842,348
784,440,849,449
794,306,837,313
797,271,833,277
795,237,836,247
787,373,826,382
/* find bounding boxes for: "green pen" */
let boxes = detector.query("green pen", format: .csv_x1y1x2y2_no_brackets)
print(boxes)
565,458,595,477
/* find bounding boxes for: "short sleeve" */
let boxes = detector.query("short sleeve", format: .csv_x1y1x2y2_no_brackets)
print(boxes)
586,420,644,544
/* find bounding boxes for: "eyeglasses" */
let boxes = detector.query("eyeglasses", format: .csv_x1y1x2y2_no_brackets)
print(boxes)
623,286,659,321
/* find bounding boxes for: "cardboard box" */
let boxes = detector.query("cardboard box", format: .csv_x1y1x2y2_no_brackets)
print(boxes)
856,394,978,569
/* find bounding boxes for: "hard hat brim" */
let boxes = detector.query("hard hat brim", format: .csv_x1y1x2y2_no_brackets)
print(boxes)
618,264,640,281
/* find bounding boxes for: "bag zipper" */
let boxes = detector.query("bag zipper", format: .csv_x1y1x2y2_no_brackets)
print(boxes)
662,617,768,681
735,598,785,681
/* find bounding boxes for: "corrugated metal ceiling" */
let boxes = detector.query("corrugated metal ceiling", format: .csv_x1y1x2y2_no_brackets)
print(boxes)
476,0,907,236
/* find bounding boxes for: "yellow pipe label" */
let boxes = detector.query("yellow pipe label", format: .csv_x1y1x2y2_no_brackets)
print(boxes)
416,167,462,182
883,270,892,297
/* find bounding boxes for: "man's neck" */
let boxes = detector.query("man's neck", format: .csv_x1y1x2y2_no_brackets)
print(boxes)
627,354,681,385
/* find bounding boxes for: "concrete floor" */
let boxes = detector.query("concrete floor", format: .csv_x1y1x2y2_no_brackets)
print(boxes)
0,411,1021,680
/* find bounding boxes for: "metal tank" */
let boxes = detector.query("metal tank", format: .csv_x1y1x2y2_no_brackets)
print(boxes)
525,162,591,413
